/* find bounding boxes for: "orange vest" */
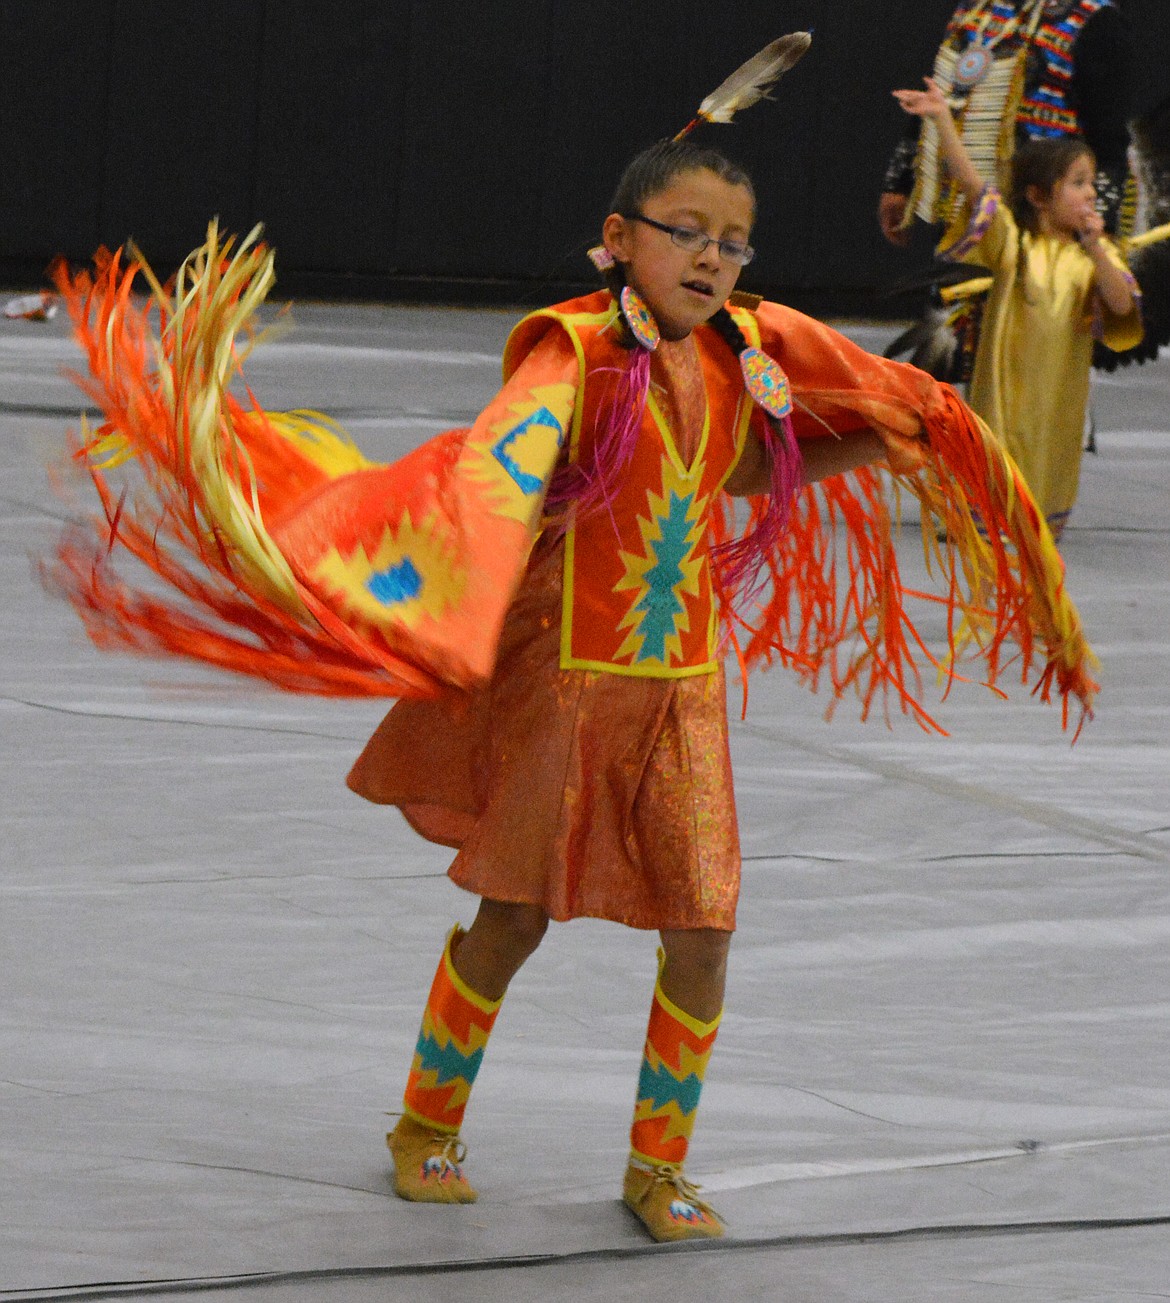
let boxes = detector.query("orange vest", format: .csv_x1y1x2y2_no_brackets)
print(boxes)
505,292,758,678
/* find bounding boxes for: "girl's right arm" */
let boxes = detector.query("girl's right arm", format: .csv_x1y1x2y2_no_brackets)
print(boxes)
893,78,984,207
724,426,887,496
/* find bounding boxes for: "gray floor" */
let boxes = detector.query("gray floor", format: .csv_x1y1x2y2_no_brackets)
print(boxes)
3,303,1169,1301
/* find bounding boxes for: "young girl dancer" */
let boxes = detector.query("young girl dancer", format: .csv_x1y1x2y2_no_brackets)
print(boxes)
337,134,1091,1240
894,76,1143,539
349,139,889,1242
50,80,1096,1250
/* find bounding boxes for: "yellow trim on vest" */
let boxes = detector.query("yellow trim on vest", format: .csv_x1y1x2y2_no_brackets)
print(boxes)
717,305,763,494
514,296,763,680
647,385,711,479
561,508,579,668
560,654,718,678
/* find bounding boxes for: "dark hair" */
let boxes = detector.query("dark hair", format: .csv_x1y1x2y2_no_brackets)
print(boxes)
607,137,757,221
600,138,757,352
1008,136,1096,232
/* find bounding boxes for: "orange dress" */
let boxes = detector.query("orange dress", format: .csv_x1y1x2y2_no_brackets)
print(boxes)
348,326,744,932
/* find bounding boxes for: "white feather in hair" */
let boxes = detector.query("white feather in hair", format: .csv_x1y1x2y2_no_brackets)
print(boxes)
675,32,812,140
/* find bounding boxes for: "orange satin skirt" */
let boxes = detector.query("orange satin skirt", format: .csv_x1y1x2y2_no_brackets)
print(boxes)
347,537,740,931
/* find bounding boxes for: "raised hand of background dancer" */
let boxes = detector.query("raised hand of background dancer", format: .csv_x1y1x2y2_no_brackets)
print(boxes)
892,76,951,123
892,77,984,207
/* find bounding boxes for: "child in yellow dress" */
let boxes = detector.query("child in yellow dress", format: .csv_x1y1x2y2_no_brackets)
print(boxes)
894,76,1143,539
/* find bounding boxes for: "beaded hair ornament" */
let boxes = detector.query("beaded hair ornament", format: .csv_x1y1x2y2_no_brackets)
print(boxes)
569,32,812,591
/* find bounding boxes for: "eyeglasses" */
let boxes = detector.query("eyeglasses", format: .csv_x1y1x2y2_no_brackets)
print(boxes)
626,213,755,266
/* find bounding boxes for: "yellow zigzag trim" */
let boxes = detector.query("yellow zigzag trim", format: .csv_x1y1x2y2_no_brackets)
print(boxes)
632,1099,696,1144
642,1041,716,1082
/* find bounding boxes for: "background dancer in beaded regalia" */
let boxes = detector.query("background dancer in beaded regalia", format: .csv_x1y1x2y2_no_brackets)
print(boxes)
875,1,1151,385
880,0,1133,249
880,1,1170,401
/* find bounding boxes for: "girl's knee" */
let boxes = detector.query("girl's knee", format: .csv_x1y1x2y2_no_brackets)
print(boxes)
658,929,731,1023
451,900,549,1001
505,903,550,957
474,899,549,960
660,928,732,981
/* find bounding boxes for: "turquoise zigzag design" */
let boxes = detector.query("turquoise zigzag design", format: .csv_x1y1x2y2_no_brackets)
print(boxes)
414,1029,483,1087
633,490,694,663
636,1059,703,1117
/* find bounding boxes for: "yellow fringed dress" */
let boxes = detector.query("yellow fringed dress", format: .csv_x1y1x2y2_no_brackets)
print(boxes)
945,188,1144,536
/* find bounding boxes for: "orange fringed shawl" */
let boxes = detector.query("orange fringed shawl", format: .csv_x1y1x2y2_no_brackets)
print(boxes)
714,300,1096,731
46,228,1095,732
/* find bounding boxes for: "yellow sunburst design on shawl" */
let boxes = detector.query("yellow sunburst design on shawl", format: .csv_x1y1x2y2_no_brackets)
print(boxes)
310,509,467,632
613,454,707,666
463,382,575,524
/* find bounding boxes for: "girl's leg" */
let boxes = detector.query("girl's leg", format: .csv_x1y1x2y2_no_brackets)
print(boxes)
450,898,549,1000
623,927,731,1241
389,898,548,1203
658,926,731,1024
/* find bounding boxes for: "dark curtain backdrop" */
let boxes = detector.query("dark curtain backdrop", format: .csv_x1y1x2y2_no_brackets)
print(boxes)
2,0,1167,314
